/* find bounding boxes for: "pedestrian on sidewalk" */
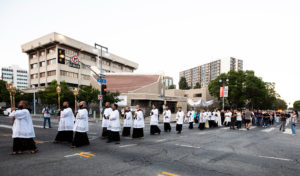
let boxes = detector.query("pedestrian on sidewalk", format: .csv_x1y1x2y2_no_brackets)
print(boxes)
236,110,242,129
42,106,51,128
291,111,298,135
279,112,287,132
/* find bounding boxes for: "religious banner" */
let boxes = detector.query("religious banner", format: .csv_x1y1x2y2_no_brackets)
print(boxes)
220,87,224,97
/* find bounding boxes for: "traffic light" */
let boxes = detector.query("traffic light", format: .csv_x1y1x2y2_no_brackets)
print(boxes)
57,48,65,64
101,84,108,95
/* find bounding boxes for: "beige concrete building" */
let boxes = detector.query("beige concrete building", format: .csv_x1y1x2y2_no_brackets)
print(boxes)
180,57,243,88
91,73,187,113
21,32,138,90
166,88,214,102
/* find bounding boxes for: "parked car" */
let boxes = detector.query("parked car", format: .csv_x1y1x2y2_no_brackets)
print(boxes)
3,108,11,116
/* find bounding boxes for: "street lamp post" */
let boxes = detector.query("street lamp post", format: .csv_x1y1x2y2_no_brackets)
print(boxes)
32,85,36,115
94,43,109,119
73,88,78,113
219,78,229,110
56,86,61,109
5,82,14,108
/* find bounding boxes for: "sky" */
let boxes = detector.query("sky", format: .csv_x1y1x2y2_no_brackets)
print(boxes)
0,0,299,106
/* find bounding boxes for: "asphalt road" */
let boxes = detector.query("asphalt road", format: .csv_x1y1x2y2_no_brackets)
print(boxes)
0,115,300,176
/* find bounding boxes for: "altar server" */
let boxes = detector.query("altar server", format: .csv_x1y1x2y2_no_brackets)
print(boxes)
176,107,185,134
224,110,232,126
72,101,89,148
102,102,112,139
163,105,172,132
198,110,206,130
216,109,222,127
150,104,161,135
122,107,132,137
187,107,195,129
54,102,74,143
132,105,145,139
107,104,121,144
10,101,37,155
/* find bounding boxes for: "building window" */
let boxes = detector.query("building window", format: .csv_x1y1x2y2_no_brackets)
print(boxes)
81,74,90,80
30,63,38,69
60,70,78,78
90,57,96,62
102,59,110,66
47,70,56,76
194,93,202,97
47,58,56,65
47,47,55,54
40,72,45,78
112,63,121,69
31,74,38,79
60,70,67,76
40,51,45,56
40,61,46,67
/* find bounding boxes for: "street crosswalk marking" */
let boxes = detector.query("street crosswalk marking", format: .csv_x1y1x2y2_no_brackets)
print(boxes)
262,127,275,133
158,171,180,176
64,152,96,158
175,144,201,149
119,144,137,148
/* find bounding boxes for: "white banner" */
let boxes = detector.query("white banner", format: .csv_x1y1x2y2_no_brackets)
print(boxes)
224,86,229,98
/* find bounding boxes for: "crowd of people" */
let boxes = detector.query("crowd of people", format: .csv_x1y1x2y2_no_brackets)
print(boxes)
8,100,298,155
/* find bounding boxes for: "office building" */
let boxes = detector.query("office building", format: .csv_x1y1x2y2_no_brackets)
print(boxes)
1,65,28,89
21,32,138,89
179,57,243,88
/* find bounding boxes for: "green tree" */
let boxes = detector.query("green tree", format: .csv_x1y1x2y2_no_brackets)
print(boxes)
179,77,189,90
208,70,283,110
0,80,10,103
168,85,176,89
77,85,99,105
103,91,120,105
193,82,201,89
273,98,288,110
293,100,300,111
37,80,74,107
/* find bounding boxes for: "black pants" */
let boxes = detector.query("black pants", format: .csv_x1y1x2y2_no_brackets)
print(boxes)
122,127,131,137
108,131,120,142
176,124,182,133
150,125,161,135
189,122,193,129
209,120,216,128
230,121,236,129
194,118,199,123
236,121,242,129
13,138,37,152
72,132,90,147
164,123,171,132
102,127,109,138
55,131,73,143
198,123,205,130
132,128,144,138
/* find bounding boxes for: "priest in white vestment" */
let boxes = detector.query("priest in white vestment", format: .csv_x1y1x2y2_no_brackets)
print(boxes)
102,102,112,139
163,105,172,132
54,102,74,143
132,105,145,139
107,104,121,144
150,104,161,135
122,107,132,137
72,101,89,148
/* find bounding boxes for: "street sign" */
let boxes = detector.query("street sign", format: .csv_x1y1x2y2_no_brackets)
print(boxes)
224,86,229,98
71,56,79,64
98,94,102,100
97,78,106,83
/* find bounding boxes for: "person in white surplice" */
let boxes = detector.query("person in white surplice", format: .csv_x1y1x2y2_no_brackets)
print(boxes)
132,105,145,139
54,101,74,143
150,104,161,135
102,102,112,139
72,101,89,148
122,107,132,137
107,104,121,144
163,105,172,132
10,101,38,155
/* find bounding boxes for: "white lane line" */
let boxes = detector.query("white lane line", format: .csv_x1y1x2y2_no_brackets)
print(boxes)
262,127,275,133
258,155,292,161
175,144,201,149
0,124,12,129
119,144,137,148
156,139,167,142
